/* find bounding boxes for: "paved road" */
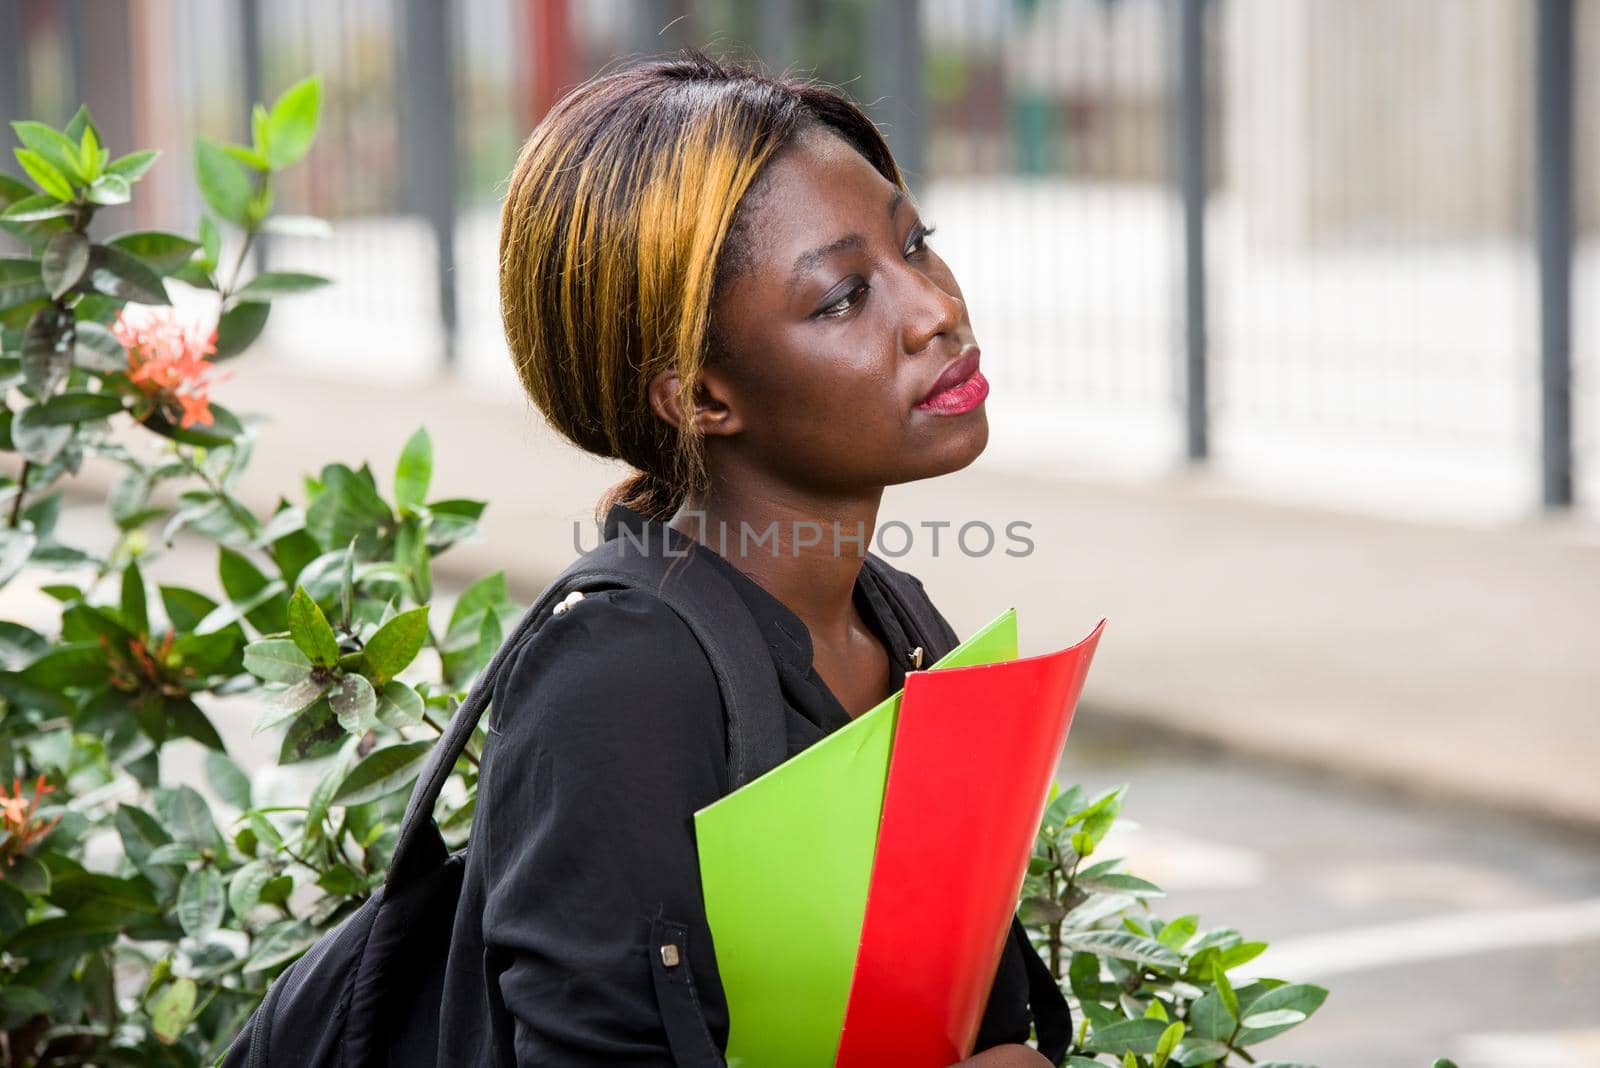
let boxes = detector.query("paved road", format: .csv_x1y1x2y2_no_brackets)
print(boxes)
1059,720,1600,1067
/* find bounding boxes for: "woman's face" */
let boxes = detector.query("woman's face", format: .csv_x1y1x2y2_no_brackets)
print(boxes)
683,124,988,499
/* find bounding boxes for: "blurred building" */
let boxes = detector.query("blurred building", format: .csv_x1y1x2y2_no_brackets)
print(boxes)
3,0,1596,524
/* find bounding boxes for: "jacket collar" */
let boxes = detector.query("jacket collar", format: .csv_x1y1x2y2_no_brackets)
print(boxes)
601,502,912,680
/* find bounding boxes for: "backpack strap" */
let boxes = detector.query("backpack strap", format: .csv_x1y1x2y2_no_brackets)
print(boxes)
388,522,787,888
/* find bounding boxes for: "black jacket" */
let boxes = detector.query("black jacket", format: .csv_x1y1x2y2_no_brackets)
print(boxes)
437,503,1046,1064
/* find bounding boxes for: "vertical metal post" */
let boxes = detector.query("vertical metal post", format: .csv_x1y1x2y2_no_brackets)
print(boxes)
754,0,797,74
400,0,458,364
1536,0,1574,509
240,0,267,271
867,0,925,198
525,0,573,126
1177,0,1209,462
0,0,24,142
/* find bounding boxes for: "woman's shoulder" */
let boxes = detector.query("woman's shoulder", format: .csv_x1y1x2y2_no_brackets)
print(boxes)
486,584,724,750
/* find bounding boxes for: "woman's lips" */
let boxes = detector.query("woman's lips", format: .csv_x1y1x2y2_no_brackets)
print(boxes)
915,348,988,414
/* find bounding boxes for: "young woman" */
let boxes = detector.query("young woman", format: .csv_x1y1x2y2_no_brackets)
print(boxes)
438,51,1067,1066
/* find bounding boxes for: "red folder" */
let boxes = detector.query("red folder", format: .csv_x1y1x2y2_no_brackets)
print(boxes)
834,620,1105,1066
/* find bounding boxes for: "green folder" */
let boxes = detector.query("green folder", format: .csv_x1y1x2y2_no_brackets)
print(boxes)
693,608,1020,1067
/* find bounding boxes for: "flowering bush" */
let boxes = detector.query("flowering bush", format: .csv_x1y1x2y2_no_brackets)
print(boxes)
0,81,1335,1068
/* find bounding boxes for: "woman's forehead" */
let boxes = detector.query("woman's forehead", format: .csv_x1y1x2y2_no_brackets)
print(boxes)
736,128,900,273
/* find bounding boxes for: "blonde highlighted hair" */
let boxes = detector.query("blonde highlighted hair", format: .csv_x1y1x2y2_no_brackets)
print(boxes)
498,50,905,523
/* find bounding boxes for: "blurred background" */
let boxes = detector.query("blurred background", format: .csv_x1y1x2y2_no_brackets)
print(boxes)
4,1,1598,1064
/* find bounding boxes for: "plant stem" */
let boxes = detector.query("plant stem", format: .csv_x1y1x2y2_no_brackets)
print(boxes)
421,710,478,768
9,459,32,528
1047,867,1062,977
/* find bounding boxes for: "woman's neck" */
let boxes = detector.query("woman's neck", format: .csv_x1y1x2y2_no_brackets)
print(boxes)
668,483,883,651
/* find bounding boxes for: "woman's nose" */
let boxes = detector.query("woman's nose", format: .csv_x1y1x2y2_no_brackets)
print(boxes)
899,265,966,357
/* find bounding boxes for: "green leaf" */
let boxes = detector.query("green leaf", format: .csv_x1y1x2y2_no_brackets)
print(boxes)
149,976,197,1043
1217,940,1268,972
1084,1018,1171,1056
278,697,344,763
86,173,131,206
374,679,425,729
1060,929,1183,969
330,672,377,733
121,558,149,637
0,194,74,224
264,76,322,169
14,147,75,200
1242,1009,1306,1029
223,142,271,173
176,867,225,940
236,270,330,300
212,300,269,359
61,105,102,154
287,585,340,667
74,319,128,372
332,739,433,807
1152,1022,1185,1068
1188,990,1237,1042
77,124,102,182
1214,964,1240,1022
1171,1039,1231,1066
228,859,275,916
106,230,202,275
394,426,432,512
87,243,170,304
252,674,331,734
244,919,315,973
1235,984,1326,1046
198,213,222,269
105,149,159,182
0,529,37,588
11,120,83,182
19,640,109,690
32,390,125,427
316,862,367,896
0,257,46,311
163,784,221,850
42,230,89,298
1076,871,1165,897
1157,914,1198,951
11,405,71,464
205,750,253,810
243,638,313,683
21,301,72,395
363,606,431,686
194,137,252,226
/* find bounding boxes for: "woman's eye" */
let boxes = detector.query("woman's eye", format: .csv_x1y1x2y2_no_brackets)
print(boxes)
906,221,937,257
821,282,867,318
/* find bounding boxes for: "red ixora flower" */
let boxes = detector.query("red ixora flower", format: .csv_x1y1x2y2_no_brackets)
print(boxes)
112,303,234,429
0,773,60,874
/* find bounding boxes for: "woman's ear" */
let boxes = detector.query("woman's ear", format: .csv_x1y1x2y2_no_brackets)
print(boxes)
648,366,742,437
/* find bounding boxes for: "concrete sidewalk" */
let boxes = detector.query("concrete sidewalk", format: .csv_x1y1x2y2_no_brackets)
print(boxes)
64,360,1600,828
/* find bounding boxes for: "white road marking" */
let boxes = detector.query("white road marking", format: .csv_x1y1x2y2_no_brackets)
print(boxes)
1456,1029,1600,1068
1251,898,1600,981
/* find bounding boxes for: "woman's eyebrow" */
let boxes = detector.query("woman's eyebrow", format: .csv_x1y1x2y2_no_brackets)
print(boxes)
785,189,909,301
786,234,865,300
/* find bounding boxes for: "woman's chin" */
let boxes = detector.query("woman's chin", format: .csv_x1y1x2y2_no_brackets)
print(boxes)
909,406,990,479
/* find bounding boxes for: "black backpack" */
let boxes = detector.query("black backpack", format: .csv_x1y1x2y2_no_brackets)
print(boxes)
220,519,1070,1065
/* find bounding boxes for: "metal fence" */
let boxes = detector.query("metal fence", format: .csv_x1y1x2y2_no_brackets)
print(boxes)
2,0,1594,523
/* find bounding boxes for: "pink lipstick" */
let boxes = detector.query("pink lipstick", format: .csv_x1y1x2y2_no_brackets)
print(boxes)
915,346,988,415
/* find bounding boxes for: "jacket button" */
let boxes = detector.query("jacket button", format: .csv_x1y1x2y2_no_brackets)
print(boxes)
659,944,681,968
